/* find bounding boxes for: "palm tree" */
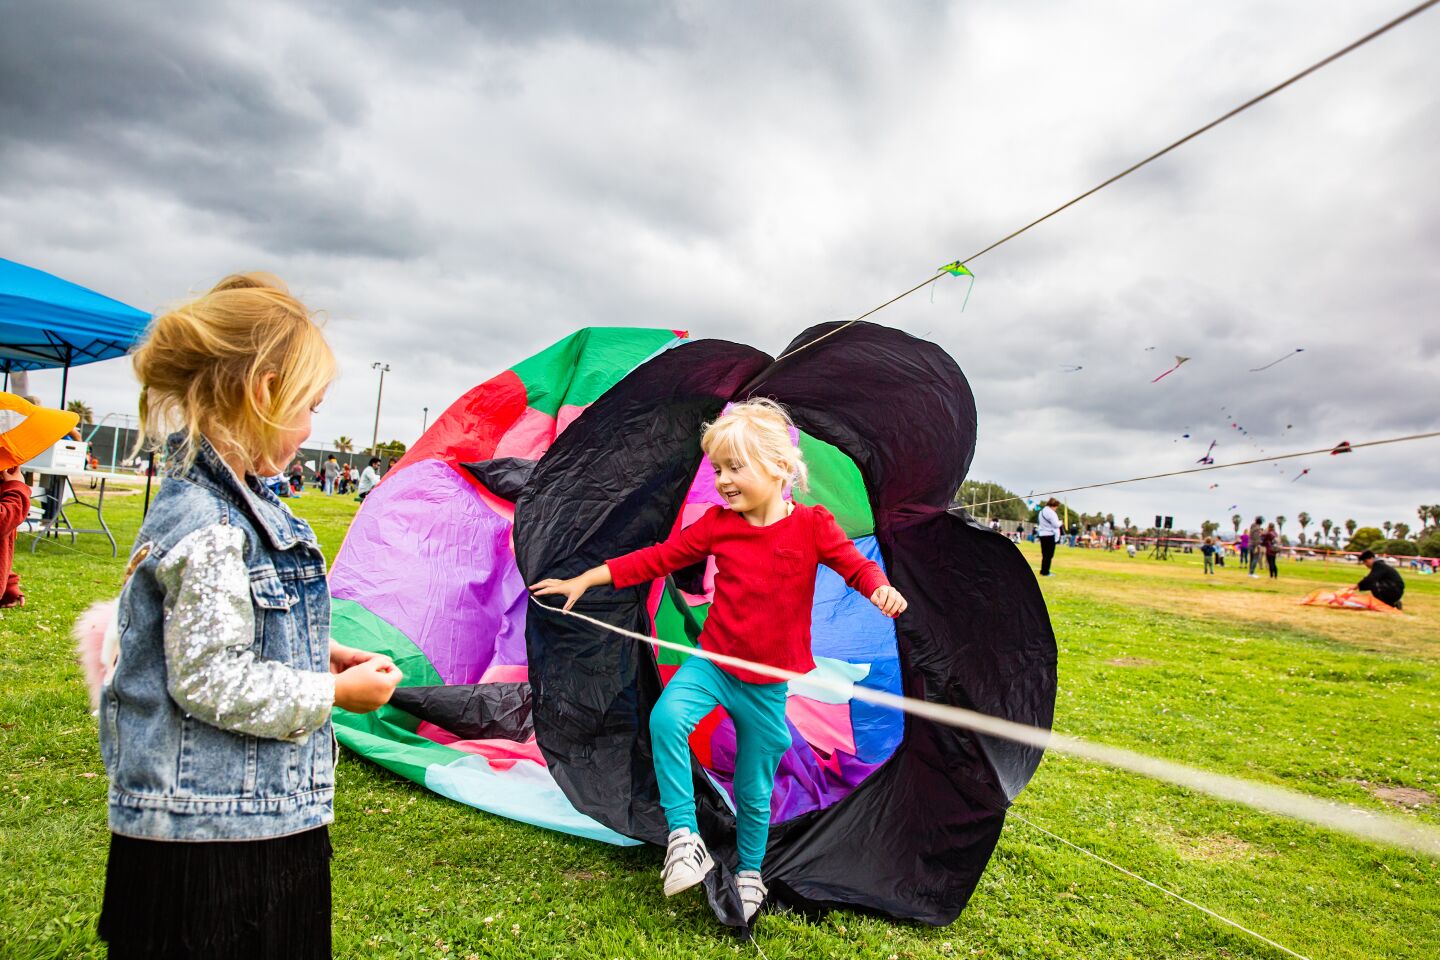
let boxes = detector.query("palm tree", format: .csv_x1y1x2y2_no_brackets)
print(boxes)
1275,515,1287,536
1420,505,1431,534
1123,516,1131,534
1321,519,1333,544
1344,519,1356,539
1298,512,1311,542
1383,521,1393,538
65,399,94,424
1394,522,1410,541
334,436,355,454
1231,514,1242,534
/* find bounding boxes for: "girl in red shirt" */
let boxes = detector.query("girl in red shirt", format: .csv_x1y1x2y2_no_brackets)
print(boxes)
530,399,907,922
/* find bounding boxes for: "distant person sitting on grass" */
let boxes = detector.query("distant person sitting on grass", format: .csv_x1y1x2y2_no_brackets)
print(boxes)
356,456,382,502
1201,536,1216,574
0,392,81,609
1356,550,1405,610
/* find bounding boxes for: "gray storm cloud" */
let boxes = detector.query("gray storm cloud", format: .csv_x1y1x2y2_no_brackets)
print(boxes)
1,0,1435,531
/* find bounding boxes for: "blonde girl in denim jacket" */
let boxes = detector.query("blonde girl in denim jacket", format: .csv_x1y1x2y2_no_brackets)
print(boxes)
93,274,401,958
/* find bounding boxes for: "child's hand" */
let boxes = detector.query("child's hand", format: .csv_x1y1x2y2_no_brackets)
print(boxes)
870,585,908,618
528,576,591,612
0,466,21,483
328,640,394,675
334,659,403,713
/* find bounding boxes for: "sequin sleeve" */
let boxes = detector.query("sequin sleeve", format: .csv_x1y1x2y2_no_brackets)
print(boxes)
156,523,334,742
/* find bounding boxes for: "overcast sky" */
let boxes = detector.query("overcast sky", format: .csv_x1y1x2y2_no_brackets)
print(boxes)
2,0,1436,534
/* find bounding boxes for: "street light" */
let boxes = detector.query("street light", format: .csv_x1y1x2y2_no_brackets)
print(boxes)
370,362,390,456
422,406,429,434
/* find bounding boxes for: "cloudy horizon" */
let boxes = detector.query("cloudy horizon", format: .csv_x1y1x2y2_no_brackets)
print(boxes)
3,0,1436,536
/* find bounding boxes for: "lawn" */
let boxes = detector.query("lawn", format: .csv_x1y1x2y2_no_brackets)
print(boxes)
2,488,1436,959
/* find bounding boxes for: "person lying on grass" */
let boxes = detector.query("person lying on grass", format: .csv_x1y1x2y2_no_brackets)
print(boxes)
530,398,907,924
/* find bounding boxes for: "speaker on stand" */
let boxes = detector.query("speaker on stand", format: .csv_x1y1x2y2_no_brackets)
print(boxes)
1150,514,1173,560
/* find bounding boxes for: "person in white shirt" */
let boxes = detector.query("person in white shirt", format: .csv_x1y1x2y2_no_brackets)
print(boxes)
356,456,382,502
1037,497,1063,577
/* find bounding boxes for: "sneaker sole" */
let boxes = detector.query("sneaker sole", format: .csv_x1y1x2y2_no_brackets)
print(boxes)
662,850,714,897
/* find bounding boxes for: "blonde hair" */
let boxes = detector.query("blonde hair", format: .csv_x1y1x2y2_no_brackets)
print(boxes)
701,398,808,492
132,273,336,474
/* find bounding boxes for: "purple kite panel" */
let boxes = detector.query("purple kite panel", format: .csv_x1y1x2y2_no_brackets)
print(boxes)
331,459,528,684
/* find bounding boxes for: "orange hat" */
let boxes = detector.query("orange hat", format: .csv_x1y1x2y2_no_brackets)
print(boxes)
0,392,81,471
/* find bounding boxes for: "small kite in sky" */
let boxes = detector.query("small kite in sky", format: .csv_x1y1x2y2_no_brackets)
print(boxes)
1145,346,1157,351
1227,503,1239,511
1291,468,1310,482
1195,440,1217,464
1208,483,1220,489
1151,355,1190,383
1059,364,1083,372
1331,441,1352,455
935,261,976,311
1250,348,1304,372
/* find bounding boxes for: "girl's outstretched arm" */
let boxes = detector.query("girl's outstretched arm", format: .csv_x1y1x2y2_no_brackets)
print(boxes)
529,564,614,611
812,504,908,618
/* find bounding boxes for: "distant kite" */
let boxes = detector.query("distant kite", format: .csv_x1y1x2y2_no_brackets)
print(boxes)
1195,440,1217,464
1207,483,1220,489
1291,468,1310,482
1145,346,1157,352
1059,364,1083,372
1331,441,1352,455
1227,504,1239,511
936,261,976,311
1250,348,1305,372
1151,355,1190,383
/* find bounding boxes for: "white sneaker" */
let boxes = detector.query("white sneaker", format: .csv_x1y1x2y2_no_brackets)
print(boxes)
662,829,714,896
737,870,767,922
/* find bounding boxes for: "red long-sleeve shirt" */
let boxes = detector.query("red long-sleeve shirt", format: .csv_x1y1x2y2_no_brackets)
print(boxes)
606,503,889,684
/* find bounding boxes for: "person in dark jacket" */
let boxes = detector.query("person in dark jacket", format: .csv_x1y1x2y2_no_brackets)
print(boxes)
1356,550,1405,609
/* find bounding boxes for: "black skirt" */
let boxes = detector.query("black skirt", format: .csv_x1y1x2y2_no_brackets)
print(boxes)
98,827,331,960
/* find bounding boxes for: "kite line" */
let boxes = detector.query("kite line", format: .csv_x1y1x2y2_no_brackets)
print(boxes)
1008,814,1313,960
768,0,1440,367
529,596,1440,861
959,430,1440,512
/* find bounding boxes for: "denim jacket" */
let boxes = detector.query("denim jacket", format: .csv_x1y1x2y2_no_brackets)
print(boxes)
99,435,336,841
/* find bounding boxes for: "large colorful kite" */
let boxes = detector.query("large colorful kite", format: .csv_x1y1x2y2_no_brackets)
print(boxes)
329,324,1057,930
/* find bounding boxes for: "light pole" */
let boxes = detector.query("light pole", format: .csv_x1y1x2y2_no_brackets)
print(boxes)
422,406,429,434
370,362,390,456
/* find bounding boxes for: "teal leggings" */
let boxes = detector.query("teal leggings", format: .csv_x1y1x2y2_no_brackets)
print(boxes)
650,657,792,872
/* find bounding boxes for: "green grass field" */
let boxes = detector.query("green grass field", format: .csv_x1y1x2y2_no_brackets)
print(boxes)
2,488,1436,959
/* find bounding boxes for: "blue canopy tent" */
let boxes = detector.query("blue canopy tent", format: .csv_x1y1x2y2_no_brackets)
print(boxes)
0,258,151,404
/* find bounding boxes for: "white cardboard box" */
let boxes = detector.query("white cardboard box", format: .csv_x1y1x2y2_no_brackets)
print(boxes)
25,439,87,472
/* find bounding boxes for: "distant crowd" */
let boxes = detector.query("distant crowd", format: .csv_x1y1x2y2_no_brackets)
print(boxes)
265,454,396,502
